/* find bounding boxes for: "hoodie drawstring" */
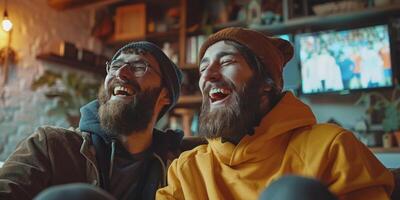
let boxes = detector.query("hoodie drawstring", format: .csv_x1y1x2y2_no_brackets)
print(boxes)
109,139,116,180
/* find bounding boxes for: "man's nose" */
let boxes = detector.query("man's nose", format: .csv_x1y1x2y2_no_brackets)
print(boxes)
202,64,222,82
115,64,133,81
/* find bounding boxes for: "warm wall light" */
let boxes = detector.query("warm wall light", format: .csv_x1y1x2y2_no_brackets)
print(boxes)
0,0,12,86
1,0,11,32
2,12,12,32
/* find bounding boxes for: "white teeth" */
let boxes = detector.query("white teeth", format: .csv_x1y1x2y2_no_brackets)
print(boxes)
208,88,231,96
113,86,134,96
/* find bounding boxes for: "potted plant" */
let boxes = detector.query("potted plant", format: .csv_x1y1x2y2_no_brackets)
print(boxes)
31,70,101,127
356,86,400,147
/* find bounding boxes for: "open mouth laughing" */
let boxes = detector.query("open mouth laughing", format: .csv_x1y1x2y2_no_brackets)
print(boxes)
110,85,136,101
208,87,232,105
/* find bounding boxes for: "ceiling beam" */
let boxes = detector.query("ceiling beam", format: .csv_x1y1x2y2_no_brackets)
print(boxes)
47,0,124,11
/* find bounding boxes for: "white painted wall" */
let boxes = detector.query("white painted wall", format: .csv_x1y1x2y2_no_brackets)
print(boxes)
0,0,104,160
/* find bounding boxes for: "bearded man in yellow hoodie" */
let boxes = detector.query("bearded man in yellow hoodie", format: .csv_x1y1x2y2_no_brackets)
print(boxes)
156,27,394,200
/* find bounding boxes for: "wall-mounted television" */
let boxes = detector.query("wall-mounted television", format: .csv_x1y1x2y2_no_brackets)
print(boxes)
296,24,393,94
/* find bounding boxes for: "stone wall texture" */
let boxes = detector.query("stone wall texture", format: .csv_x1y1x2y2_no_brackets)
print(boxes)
0,0,105,160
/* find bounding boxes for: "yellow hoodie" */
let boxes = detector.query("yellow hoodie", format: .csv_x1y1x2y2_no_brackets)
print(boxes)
157,92,394,200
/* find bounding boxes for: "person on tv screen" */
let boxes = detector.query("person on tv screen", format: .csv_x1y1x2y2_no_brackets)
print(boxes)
359,43,385,88
337,51,355,89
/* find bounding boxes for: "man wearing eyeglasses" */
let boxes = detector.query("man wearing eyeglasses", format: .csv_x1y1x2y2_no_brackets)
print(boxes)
0,41,192,200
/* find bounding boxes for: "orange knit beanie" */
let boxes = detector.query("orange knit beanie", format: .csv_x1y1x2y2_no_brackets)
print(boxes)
199,27,294,89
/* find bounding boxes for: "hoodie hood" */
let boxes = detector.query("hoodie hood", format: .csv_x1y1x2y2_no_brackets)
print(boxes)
79,100,113,143
208,92,316,166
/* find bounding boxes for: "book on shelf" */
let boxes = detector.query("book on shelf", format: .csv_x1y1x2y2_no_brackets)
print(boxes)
186,35,206,65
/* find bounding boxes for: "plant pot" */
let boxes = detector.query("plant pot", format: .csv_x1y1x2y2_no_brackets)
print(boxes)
383,132,394,148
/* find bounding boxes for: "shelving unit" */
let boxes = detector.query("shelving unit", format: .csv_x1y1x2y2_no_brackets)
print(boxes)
69,1,400,136
36,53,106,76
177,94,202,105
212,20,247,31
104,0,188,66
250,3,400,35
106,30,180,48
47,0,123,10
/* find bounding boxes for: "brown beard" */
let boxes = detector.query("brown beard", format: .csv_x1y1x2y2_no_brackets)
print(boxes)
199,78,263,143
98,85,161,137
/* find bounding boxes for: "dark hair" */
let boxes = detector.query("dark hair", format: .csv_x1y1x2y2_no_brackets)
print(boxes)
224,40,282,105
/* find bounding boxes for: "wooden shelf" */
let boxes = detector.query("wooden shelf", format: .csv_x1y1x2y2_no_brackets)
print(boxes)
177,94,202,105
249,4,400,35
36,53,106,76
106,30,180,48
213,20,247,31
369,147,400,153
48,0,123,10
49,0,178,10
181,63,198,70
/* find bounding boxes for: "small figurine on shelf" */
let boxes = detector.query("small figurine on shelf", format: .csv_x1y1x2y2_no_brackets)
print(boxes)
247,0,262,25
246,0,284,25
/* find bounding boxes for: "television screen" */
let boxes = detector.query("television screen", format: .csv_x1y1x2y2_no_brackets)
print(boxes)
297,24,393,94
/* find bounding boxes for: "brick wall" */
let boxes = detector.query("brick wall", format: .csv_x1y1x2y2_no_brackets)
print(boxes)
0,0,105,160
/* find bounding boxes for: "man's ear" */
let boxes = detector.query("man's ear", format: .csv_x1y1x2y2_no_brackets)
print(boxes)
159,88,171,105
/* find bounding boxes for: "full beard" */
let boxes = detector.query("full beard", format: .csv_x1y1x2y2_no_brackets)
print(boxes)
98,85,161,137
199,78,262,143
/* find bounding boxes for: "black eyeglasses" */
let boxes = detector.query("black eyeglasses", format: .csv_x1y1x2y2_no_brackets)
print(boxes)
105,60,160,77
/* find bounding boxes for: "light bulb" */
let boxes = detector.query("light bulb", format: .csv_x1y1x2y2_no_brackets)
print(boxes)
2,18,12,32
